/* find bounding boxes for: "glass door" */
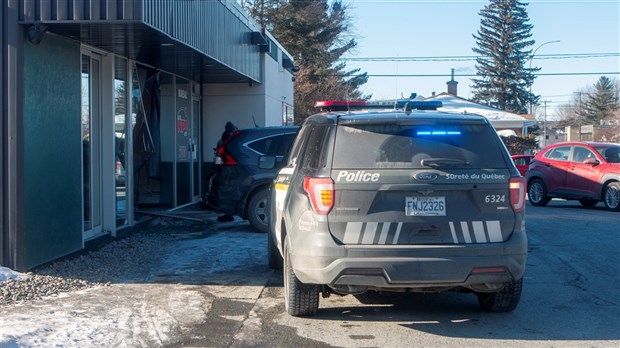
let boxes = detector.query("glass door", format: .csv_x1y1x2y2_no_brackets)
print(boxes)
175,77,191,206
191,97,201,199
81,52,103,237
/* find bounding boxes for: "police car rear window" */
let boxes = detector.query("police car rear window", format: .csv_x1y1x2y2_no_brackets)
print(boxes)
332,123,506,169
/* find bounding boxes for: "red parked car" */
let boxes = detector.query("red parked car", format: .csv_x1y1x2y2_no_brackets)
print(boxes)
512,154,534,176
525,142,620,211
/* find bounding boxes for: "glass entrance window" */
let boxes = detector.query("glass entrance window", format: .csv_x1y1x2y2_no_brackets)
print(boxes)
130,64,201,212
81,53,102,234
132,65,173,210
114,57,128,226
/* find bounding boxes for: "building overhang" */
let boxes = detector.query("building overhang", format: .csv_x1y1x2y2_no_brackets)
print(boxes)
22,21,252,83
18,0,265,84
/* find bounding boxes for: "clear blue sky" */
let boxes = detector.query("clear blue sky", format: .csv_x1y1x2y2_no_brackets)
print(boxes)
343,0,620,118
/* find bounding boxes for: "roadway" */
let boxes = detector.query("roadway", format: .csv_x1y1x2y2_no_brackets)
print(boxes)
1,200,618,347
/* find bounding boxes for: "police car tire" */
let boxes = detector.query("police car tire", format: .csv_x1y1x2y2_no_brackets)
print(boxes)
284,242,319,317
603,182,620,212
246,188,270,233
267,229,283,270
476,277,523,312
528,179,550,207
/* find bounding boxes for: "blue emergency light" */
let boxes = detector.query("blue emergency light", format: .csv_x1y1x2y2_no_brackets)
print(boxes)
416,130,462,136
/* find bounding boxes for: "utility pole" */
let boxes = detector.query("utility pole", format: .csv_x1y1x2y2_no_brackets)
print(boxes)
529,40,561,115
578,92,582,141
543,100,547,147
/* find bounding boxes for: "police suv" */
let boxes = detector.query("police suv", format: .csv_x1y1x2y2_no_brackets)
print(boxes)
266,99,527,316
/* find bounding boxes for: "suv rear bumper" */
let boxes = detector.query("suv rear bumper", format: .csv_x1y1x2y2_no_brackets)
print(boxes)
289,229,527,290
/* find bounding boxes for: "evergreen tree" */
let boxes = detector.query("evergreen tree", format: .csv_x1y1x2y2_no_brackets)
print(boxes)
114,82,126,115
241,0,281,30
557,78,620,128
471,0,536,114
243,0,368,122
582,76,619,124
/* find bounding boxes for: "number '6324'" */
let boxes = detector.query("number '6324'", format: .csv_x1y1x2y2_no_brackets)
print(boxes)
485,194,506,203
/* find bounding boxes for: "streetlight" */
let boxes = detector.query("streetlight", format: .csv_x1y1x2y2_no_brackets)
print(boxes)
528,40,560,115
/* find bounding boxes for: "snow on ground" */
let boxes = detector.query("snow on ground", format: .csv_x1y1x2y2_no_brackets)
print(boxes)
0,224,270,347
0,267,29,282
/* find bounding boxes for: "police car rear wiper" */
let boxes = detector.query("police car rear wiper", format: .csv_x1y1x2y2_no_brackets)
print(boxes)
421,158,470,167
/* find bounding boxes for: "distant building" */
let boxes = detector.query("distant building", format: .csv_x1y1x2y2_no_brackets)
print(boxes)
424,72,535,136
426,93,535,136
539,121,567,147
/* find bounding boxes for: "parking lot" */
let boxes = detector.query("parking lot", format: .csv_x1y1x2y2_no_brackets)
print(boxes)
1,200,619,347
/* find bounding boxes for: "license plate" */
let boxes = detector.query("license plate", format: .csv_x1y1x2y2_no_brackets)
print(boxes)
406,196,446,216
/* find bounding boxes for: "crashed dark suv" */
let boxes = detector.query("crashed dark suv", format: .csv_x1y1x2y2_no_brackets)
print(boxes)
207,126,298,232
267,100,528,316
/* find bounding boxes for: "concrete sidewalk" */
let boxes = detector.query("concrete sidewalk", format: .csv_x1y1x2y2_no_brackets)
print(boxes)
1,216,272,347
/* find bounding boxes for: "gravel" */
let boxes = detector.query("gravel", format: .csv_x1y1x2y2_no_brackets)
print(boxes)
0,218,212,307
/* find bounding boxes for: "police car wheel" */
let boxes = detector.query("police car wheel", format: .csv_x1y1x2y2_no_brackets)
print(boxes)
476,277,523,312
284,242,319,317
267,229,283,270
528,179,550,207
603,182,620,212
246,188,270,233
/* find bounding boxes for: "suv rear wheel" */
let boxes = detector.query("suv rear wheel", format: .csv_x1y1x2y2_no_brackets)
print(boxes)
476,278,523,312
528,179,550,206
284,242,319,316
246,188,270,233
603,182,620,211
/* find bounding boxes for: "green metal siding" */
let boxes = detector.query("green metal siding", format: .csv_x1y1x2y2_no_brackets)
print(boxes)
23,33,82,268
141,0,261,80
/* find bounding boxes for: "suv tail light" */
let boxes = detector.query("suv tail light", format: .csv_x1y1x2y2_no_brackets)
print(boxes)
215,130,242,166
115,160,122,175
509,177,526,212
303,177,334,214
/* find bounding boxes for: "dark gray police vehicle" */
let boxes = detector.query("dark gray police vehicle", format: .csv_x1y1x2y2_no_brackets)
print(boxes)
266,99,528,316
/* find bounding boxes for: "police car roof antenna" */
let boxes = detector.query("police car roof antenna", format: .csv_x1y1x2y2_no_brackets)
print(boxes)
252,114,258,127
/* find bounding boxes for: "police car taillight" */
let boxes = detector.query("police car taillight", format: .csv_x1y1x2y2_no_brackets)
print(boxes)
509,177,526,212
303,177,334,214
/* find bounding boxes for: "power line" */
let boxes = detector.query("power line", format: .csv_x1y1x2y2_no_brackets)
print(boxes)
348,0,618,3
339,53,620,62
542,94,575,98
532,72,620,76
306,72,620,77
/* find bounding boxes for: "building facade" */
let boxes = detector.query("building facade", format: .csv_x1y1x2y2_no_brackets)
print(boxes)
1,0,295,270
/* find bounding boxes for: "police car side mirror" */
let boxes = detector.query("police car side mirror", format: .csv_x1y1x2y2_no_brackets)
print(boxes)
258,155,277,169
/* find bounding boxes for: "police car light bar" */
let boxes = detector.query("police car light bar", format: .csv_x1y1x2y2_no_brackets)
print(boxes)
314,100,443,112
314,100,367,111
397,100,443,111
